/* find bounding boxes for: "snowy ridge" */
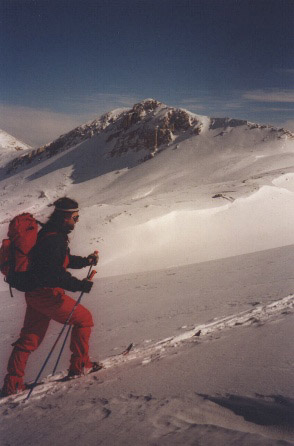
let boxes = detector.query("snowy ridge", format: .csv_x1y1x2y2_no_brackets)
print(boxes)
4,99,204,172
0,129,32,167
1,294,292,405
4,98,293,175
0,129,31,152
4,109,124,173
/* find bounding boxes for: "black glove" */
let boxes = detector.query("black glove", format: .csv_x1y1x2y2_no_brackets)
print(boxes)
87,252,99,266
82,279,93,293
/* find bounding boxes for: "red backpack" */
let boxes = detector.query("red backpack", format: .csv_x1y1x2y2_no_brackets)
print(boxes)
0,213,41,294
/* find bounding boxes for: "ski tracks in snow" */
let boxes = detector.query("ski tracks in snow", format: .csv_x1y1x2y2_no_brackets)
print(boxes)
103,294,293,368
0,294,292,406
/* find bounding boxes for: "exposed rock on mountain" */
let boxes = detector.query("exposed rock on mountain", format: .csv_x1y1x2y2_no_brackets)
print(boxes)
106,99,203,159
209,117,293,138
4,99,294,174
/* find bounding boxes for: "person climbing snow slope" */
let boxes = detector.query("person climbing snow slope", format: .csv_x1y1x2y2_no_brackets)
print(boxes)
1,197,99,396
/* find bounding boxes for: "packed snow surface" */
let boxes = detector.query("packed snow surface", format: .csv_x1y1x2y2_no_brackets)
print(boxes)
0,99,293,445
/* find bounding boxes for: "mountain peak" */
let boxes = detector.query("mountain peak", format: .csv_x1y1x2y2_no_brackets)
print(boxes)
133,98,163,110
4,99,293,175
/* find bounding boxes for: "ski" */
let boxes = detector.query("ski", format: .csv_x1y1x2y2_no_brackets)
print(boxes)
0,342,134,402
57,362,104,383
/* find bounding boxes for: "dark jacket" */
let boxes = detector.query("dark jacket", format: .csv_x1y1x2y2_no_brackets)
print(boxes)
31,224,90,292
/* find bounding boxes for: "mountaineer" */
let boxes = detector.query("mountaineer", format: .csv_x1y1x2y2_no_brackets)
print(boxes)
1,197,99,396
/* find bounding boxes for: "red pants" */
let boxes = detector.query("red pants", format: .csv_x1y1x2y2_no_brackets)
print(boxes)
4,287,94,391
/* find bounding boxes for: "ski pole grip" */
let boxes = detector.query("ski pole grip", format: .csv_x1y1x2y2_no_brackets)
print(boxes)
89,270,97,281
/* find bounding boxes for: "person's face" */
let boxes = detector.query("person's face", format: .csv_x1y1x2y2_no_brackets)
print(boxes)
63,211,79,232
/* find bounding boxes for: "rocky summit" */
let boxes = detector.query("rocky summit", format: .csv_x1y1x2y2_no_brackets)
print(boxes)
4,99,293,174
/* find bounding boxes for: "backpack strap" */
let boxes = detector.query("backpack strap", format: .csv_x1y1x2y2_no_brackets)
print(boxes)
38,231,58,240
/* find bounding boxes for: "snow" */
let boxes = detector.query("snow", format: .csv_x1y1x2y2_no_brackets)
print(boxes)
0,129,31,152
0,129,32,166
0,99,293,445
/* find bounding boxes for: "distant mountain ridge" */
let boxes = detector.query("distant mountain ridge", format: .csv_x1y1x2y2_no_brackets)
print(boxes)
0,129,31,152
4,99,294,174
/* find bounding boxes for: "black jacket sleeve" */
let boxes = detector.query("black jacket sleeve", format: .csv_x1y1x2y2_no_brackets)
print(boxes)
68,250,90,269
32,233,87,292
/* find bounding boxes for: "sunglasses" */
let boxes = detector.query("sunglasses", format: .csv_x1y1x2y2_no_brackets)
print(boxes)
65,214,79,222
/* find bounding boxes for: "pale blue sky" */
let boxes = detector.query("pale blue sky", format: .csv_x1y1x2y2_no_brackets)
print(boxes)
1,0,293,146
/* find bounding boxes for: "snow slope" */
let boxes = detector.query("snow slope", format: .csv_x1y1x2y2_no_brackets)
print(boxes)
0,99,293,445
0,249,293,445
0,129,31,151
0,129,31,166
0,99,293,277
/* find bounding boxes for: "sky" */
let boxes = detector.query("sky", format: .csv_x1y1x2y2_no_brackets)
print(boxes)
0,0,293,147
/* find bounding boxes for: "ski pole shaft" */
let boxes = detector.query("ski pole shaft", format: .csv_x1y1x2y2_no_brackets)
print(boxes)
52,324,72,376
51,267,97,376
25,320,70,400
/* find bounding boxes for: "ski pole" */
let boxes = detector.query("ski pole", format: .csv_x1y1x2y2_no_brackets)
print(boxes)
25,268,97,401
51,325,72,376
52,263,96,376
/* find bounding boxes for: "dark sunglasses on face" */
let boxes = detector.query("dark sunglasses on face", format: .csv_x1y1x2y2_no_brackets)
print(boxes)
72,215,79,222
